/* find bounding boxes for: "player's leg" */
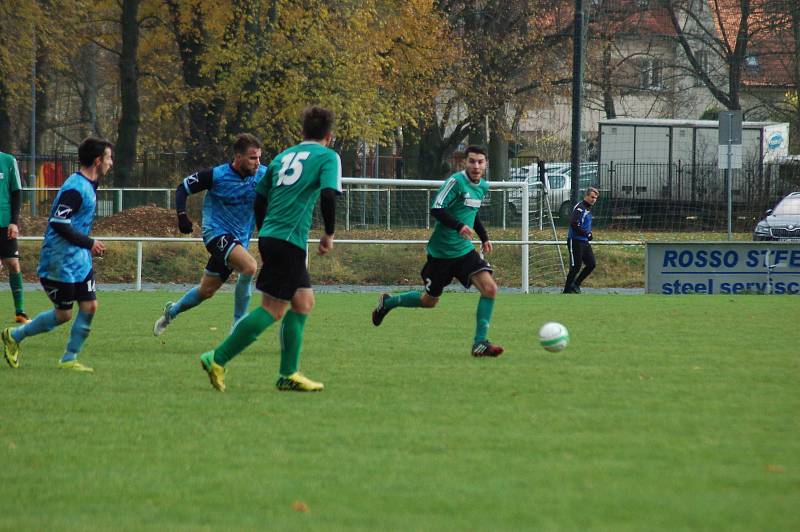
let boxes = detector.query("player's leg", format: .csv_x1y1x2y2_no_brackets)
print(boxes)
4,257,28,323
58,271,97,372
226,244,258,327
58,299,96,373
461,253,503,357
3,279,73,368
276,288,323,392
0,231,27,322
371,256,443,326
198,237,290,391
563,238,583,293
574,242,596,289
154,265,225,338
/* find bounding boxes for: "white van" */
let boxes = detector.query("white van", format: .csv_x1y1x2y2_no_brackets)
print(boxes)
507,163,597,219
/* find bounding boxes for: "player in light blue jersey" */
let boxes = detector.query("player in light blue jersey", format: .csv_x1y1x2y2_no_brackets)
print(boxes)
2,137,111,372
153,133,266,336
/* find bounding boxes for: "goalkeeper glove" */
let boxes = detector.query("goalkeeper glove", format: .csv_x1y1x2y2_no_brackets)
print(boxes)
177,212,193,234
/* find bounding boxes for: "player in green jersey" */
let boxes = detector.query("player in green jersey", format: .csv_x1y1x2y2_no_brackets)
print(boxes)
199,107,342,392
371,145,503,357
0,152,29,324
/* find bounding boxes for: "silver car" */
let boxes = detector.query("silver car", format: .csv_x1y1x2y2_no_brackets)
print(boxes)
753,192,800,241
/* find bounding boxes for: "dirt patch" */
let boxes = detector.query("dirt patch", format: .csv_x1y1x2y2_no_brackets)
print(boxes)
19,204,199,237
94,204,201,237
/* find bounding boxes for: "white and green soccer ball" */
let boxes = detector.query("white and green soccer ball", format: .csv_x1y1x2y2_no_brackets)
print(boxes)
538,322,569,352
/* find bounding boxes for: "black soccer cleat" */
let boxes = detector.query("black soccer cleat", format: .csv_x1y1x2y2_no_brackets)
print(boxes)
372,293,391,326
471,340,504,358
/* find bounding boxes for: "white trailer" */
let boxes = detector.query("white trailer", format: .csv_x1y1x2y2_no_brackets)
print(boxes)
597,118,789,208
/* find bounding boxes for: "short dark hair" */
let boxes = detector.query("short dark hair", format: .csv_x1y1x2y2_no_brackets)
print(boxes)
464,145,487,158
233,133,261,155
78,137,113,167
302,106,334,141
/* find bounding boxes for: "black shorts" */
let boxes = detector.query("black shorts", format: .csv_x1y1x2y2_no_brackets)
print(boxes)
204,234,243,283
421,250,493,297
256,237,310,301
0,228,20,260
41,270,97,310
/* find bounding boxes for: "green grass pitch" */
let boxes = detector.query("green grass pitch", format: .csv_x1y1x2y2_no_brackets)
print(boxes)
1,291,798,530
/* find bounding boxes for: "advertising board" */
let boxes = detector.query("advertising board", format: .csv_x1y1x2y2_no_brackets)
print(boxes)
646,242,800,295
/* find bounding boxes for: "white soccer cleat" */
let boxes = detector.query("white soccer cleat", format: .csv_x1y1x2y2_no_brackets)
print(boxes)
153,302,174,336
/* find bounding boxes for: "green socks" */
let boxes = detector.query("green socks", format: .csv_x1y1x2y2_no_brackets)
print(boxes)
213,306,276,366
10,271,24,314
279,310,307,376
474,296,495,343
385,291,423,310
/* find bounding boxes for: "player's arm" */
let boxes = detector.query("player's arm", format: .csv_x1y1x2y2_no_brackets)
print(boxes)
570,206,589,237
473,214,493,253
430,177,470,237
174,169,213,234
48,190,94,249
7,155,21,239
8,189,21,239
317,152,342,255
253,164,274,232
430,209,473,239
253,191,268,231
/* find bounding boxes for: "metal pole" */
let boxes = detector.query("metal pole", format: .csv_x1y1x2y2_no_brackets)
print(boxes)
521,181,530,293
570,0,584,206
426,190,430,229
30,43,37,216
135,241,143,291
387,188,391,230
117,189,123,213
345,187,350,231
726,117,733,241
502,190,506,230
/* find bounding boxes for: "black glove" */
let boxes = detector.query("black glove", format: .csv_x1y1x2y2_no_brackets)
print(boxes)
177,212,193,234
587,232,593,241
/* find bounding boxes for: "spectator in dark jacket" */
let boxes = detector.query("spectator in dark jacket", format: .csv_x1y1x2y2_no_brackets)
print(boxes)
563,187,599,294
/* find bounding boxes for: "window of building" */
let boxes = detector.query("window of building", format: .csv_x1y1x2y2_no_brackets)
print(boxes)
638,58,663,89
694,50,710,86
745,54,759,72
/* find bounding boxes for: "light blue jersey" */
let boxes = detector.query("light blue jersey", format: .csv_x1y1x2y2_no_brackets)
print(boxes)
182,163,266,245
38,173,98,282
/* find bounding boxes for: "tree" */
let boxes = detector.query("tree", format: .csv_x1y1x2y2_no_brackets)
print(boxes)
661,0,755,111
405,0,564,180
114,0,142,187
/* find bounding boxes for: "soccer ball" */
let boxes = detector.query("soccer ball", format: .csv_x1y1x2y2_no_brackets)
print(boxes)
538,322,569,352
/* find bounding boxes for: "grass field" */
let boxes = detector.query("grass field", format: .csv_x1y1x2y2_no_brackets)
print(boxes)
1,290,798,530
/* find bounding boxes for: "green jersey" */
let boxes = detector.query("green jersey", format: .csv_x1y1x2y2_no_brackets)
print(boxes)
427,171,489,259
0,152,21,227
256,141,342,250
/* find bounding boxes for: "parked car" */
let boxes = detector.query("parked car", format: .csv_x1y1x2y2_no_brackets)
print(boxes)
507,162,598,219
753,191,800,241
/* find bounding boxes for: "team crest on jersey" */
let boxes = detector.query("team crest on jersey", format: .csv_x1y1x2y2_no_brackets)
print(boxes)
463,198,482,208
54,204,73,219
